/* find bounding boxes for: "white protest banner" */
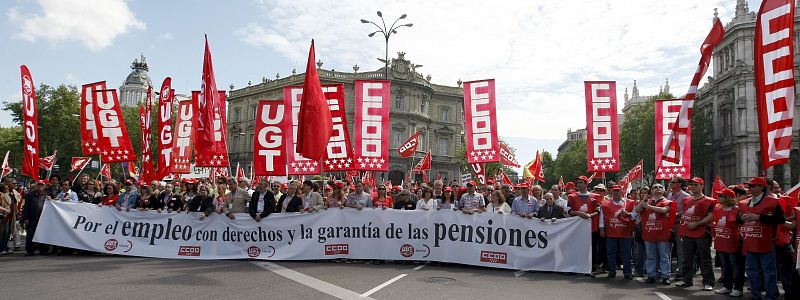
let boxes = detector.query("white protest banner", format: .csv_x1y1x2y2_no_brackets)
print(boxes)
35,201,590,273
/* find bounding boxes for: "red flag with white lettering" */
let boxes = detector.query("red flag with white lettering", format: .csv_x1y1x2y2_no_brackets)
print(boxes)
321,84,356,171
71,157,91,172
195,36,228,167
254,99,288,176
80,81,106,155
501,172,513,186
584,81,619,172
284,86,319,175
20,65,38,180
470,163,486,185
156,78,174,180
463,79,499,164
413,151,432,173
712,176,726,198
661,19,724,165
655,99,691,180
139,87,155,182
38,151,56,170
92,89,137,163
398,131,421,158
755,0,795,169
346,169,359,183
1,151,11,179
354,80,391,171
171,97,194,174
100,163,111,180
618,159,643,188
498,142,520,168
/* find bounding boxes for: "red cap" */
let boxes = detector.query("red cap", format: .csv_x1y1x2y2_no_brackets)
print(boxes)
280,183,289,189
444,187,452,192
458,187,468,194
392,185,402,191
487,179,495,184
746,177,768,187
335,182,344,189
565,182,575,189
611,185,622,191
324,185,332,191
690,177,705,185
467,180,477,187
718,188,735,198
576,176,589,183
515,182,531,189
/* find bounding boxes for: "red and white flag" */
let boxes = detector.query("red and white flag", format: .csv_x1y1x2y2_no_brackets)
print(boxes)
786,181,800,199
362,170,372,184
321,84,356,171
254,99,288,176
354,80,391,171
296,40,333,161
139,87,155,182
558,176,565,190
1,151,11,179
20,65,39,180
661,19,724,165
283,86,318,175
618,159,643,189
195,36,228,167
346,169,359,183
525,150,545,182
70,157,91,172
712,176,726,198
100,163,112,180
501,171,513,186
584,81,620,172
656,99,691,180
470,163,486,185
498,142,520,168
398,131,421,158
156,78,174,180
463,79,500,164
413,151,432,173
755,0,795,169
587,172,598,183
92,89,137,163
172,97,194,173
38,151,56,170
80,81,106,155
235,162,246,181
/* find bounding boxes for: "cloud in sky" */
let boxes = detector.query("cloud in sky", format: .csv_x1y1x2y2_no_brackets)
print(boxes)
7,0,145,51
237,0,732,143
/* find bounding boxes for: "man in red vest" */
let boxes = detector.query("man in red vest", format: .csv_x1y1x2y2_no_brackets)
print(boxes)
739,177,784,300
713,188,744,297
599,185,636,279
568,175,601,274
776,194,797,299
675,177,716,290
635,183,676,285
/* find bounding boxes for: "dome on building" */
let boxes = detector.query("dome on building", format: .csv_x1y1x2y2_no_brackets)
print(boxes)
119,54,153,107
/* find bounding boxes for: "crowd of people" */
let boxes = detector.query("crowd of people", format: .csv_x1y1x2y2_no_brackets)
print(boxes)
1,172,799,299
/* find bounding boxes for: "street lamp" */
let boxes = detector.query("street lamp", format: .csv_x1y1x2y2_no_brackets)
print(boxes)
361,11,413,79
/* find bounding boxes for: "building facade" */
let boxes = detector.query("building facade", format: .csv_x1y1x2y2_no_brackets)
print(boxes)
226,52,466,184
695,1,800,187
119,55,153,107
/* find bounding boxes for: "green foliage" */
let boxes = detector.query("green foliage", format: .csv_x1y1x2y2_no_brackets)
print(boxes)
554,138,587,182
691,102,712,178
456,138,516,180
541,151,557,184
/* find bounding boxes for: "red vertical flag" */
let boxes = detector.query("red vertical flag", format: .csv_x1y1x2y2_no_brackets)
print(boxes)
755,0,795,169
20,65,39,180
413,151,432,173
139,87,155,182
100,163,112,180
254,99,288,176
81,81,106,155
195,35,228,167
321,84,356,171
93,89,137,163
655,99,691,180
172,97,194,173
354,80,391,171
156,78,174,180
584,81,620,172
463,79,500,164
296,39,332,160
470,163,486,185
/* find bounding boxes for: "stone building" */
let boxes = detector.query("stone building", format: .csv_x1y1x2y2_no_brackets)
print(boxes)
119,55,153,107
225,52,465,184
695,1,800,187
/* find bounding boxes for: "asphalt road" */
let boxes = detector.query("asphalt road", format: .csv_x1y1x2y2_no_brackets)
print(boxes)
0,253,776,300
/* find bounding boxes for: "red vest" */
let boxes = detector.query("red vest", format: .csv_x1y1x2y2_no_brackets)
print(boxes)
679,195,716,238
600,199,636,238
738,195,779,253
712,204,740,253
776,197,797,245
642,198,677,242
568,192,601,232
794,207,800,263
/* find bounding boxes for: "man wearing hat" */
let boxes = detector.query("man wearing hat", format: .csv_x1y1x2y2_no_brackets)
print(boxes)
568,175,602,273
458,180,485,214
739,177,784,300
635,183,677,285
599,185,636,279
116,179,140,210
511,182,538,218
675,177,716,290
713,188,744,297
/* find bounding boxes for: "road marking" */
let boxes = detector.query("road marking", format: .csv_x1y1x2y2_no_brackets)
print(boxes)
252,261,373,300
514,270,526,277
654,292,672,300
361,274,407,297
413,265,426,270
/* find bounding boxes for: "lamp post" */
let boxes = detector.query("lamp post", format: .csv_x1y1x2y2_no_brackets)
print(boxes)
361,11,413,79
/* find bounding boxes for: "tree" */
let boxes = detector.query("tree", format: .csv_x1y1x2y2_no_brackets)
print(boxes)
691,101,713,181
554,138,587,182
541,151,557,184
455,139,517,182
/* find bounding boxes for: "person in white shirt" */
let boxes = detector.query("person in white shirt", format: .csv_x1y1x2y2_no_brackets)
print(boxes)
550,184,569,210
56,180,79,203
486,190,511,214
416,188,438,210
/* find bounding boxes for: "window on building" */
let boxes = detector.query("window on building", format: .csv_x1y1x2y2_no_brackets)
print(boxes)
420,100,426,113
248,133,254,151
438,137,450,156
395,95,404,110
231,135,240,152
234,108,241,122
392,130,403,148
439,108,449,122
251,105,257,120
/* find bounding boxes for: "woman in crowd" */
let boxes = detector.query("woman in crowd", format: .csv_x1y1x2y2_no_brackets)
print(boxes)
165,184,184,212
186,184,214,220
485,190,510,214
277,181,302,213
374,185,394,210
181,180,198,210
158,184,177,212
414,187,424,202
712,188,744,297
138,184,161,211
214,181,229,214
416,188,437,211
532,185,544,206
326,181,345,209
0,184,12,255
79,180,101,204
98,183,119,206
438,187,457,210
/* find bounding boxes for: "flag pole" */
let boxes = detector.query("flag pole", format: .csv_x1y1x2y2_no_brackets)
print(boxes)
74,158,91,182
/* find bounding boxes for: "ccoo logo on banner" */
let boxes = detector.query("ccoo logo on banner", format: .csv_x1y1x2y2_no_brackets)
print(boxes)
584,81,619,172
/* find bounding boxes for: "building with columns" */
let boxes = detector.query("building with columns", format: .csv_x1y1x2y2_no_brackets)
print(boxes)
225,52,466,184
119,55,153,107
695,0,800,187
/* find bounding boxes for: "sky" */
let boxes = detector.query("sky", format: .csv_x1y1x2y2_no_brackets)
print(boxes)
0,0,755,172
